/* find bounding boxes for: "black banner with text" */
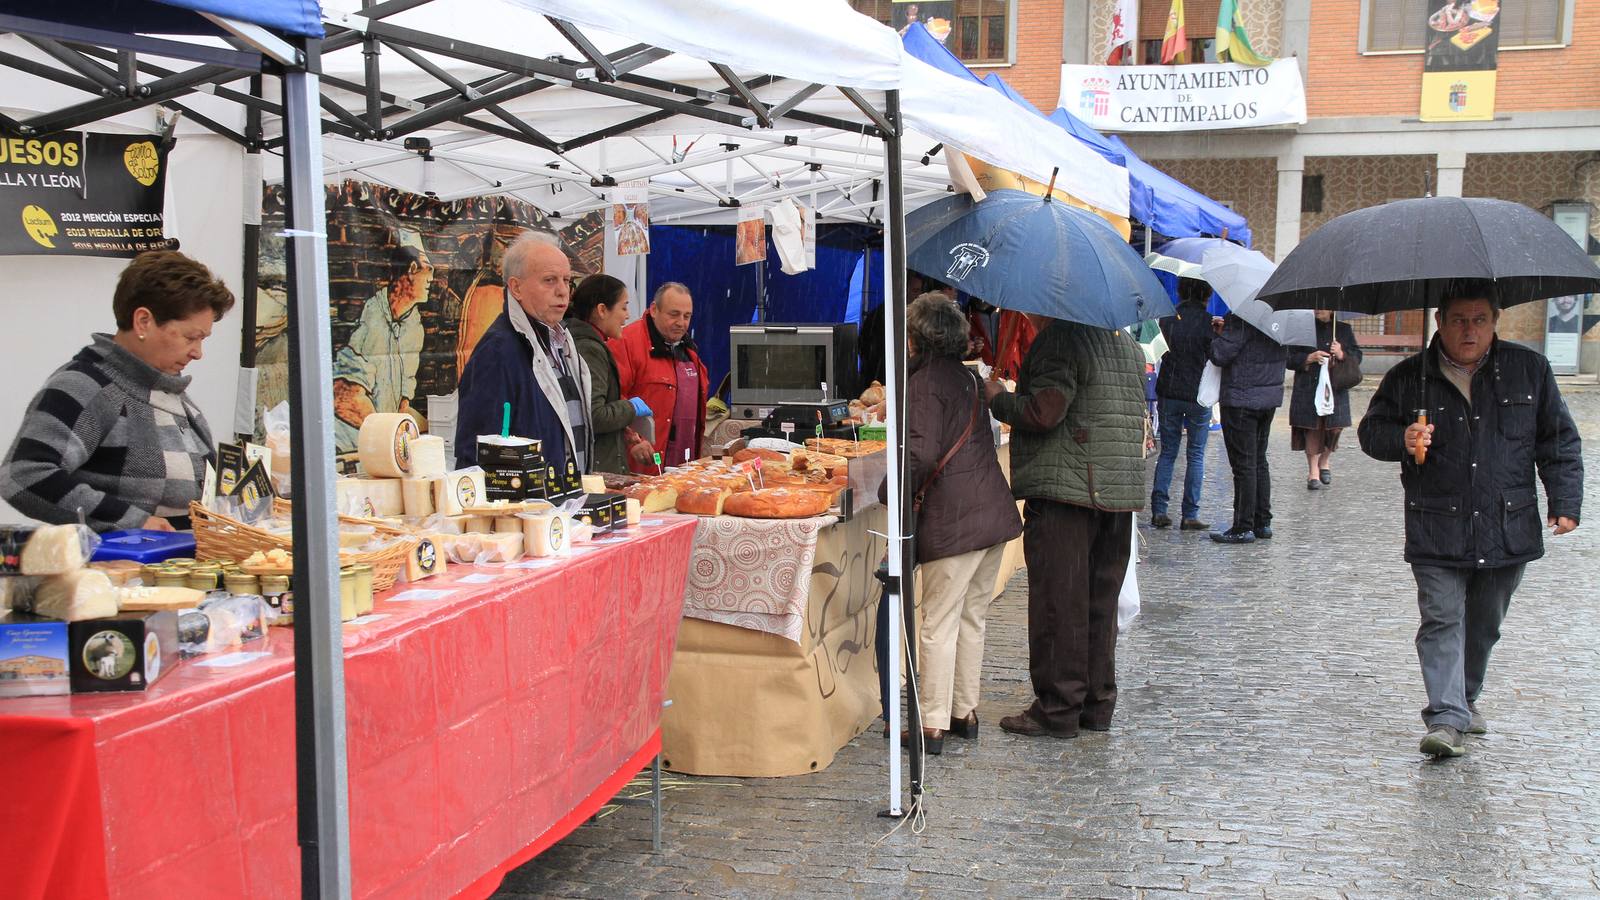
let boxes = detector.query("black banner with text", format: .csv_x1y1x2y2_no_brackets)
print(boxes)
0,132,177,257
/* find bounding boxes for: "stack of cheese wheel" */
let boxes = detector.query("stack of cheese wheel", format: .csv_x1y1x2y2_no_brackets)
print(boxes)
357,413,419,478
7,525,117,621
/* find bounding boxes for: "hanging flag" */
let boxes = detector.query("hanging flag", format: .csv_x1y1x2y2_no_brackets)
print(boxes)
1160,0,1187,65
1104,0,1139,65
1216,0,1272,66
1420,0,1500,122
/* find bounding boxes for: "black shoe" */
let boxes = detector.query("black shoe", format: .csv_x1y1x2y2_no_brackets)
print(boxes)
1419,724,1465,758
1210,529,1257,545
1254,526,1273,540
1307,478,1322,491
999,711,1077,739
901,728,945,755
1180,518,1209,531
1151,513,1173,528
1320,469,1332,485
949,712,979,740
1079,718,1111,732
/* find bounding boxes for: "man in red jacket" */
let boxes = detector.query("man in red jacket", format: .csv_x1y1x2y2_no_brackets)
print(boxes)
610,282,709,470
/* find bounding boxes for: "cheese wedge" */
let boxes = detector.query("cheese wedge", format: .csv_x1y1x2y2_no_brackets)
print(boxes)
403,535,447,582
20,524,89,575
519,512,569,557
117,585,206,612
409,435,449,479
401,478,436,518
433,468,487,517
477,532,524,563
29,570,117,621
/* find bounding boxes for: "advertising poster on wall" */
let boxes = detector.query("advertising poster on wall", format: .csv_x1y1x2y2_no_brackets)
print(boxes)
1420,0,1501,122
252,180,602,452
1545,296,1583,373
0,132,177,257
610,179,650,256
735,205,767,266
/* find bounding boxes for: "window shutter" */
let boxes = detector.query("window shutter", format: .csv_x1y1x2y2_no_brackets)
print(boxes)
1502,0,1563,46
1366,0,1429,52
1139,0,1224,43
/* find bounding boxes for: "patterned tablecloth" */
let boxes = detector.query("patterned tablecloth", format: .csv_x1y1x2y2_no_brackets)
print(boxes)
683,514,839,643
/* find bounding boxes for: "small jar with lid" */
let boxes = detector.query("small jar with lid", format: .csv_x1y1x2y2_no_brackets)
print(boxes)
338,567,358,621
348,564,374,615
259,574,293,625
154,568,191,588
223,570,261,597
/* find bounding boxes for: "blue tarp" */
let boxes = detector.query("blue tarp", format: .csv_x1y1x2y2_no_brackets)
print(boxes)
900,24,1247,246
645,224,876,392
0,0,325,38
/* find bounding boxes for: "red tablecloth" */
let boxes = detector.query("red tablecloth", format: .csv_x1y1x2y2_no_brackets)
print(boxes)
0,517,695,900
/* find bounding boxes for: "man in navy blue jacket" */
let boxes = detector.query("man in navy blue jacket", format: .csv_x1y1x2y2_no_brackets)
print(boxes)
454,232,593,472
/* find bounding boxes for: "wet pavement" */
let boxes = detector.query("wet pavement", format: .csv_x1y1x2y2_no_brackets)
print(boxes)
497,386,1600,898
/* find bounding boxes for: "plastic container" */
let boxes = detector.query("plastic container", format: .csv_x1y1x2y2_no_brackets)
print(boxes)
90,529,197,564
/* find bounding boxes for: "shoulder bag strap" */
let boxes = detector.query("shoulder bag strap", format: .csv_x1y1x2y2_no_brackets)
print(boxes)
914,372,985,512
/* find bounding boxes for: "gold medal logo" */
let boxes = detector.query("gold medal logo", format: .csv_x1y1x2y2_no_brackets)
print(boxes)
123,140,160,186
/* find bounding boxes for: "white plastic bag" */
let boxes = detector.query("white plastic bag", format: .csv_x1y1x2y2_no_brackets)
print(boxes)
1314,359,1336,417
1195,361,1222,408
1117,517,1140,633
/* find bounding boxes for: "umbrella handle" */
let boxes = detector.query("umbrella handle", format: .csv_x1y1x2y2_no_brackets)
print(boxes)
1412,411,1428,465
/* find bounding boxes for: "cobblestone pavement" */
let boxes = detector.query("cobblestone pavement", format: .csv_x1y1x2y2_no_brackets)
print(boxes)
498,387,1600,899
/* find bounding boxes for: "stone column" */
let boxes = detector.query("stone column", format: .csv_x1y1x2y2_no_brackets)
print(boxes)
1427,151,1469,342
1274,153,1305,263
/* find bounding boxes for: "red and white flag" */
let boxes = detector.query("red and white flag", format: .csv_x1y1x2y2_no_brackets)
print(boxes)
1104,0,1139,65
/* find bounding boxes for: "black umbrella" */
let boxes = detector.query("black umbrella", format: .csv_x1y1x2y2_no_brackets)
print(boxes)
1257,197,1600,312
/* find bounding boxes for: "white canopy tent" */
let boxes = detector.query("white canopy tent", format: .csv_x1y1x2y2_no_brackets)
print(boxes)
0,0,1128,882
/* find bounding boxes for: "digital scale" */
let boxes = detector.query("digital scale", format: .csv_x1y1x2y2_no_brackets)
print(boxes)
738,399,858,442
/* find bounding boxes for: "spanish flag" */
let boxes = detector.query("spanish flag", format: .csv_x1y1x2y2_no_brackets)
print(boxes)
1160,0,1187,65
1216,0,1272,66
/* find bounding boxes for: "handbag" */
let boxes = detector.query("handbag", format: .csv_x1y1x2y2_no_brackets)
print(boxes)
1195,361,1222,408
913,373,984,515
1329,353,1363,392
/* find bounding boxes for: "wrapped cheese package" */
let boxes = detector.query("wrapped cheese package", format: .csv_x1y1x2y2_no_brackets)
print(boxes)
493,517,522,534
402,535,447,582
580,474,607,494
408,435,449,479
433,468,487,517
19,524,98,575
401,478,436,518
476,532,524,564
460,516,494,534
624,498,642,527
335,477,405,518
357,412,419,478
117,585,206,612
519,512,569,558
28,570,118,621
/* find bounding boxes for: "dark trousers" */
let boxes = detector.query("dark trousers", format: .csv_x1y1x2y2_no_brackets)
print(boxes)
1022,500,1131,734
1412,564,1524,731
1220,405,1275,533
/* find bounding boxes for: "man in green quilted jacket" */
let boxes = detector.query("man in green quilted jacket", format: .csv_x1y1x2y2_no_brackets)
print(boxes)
985,317,1148,738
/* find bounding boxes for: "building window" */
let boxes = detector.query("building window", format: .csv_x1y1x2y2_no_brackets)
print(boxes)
1139,37,1217,65
1365,0,1565,52
851,1,1013,65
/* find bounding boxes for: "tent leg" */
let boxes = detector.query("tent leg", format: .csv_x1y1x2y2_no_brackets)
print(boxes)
878,88,918,819
281,41,354,900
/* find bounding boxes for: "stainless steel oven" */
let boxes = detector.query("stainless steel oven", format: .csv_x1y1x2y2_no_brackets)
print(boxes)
728,323,858,407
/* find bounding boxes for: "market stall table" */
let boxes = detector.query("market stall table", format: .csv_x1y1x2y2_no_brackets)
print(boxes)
0,517,696,900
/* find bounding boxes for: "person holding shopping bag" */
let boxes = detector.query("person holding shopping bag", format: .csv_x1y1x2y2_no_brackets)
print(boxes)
1285,310,1363,490
884,292,1021,754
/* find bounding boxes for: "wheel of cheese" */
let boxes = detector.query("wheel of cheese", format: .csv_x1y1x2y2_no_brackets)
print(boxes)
357,413,420,478
408,435,449,479
723,488,831,519
675,486,732,517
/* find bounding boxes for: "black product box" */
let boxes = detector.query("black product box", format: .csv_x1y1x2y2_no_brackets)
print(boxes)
476,436,542,469
68,610,179,693
562,458,584,500
0,612,70,697
578,494,614,534
485,460,546,501
543,463,563,502
606,493,629,529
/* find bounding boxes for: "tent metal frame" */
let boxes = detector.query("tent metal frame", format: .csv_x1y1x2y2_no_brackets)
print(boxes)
0,0,924,892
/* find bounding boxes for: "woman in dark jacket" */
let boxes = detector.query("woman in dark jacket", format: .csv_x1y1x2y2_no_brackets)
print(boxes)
1285,312,1363,490
566,275,649,474
889,292,1023,754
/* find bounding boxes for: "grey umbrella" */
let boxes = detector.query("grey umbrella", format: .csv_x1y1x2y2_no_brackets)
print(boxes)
1257,197,1600,312
1198,244,1318,347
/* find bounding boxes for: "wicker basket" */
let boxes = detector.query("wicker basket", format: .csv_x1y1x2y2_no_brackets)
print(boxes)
189,501,416,593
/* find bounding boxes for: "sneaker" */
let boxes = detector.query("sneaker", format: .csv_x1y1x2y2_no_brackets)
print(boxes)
1180,518,1209,531
1419,724,1466,758
1210,529,1257,545
1151,513,1173,528
1467,702,1488,735
1254,525,1273,540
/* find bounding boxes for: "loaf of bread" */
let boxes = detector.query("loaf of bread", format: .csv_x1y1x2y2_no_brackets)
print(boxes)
723,488,831,520
675,486,732,517
731,448,787,465
624,482,678,513
858,380,885,406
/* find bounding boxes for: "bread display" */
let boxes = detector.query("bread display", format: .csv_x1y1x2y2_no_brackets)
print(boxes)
731,448,787,465
624,482,679,513
723,488,832,520
675,486,733,517
805,437,888,458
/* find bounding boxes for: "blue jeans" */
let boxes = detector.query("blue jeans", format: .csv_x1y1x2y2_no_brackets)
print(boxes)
1150,397,1210,520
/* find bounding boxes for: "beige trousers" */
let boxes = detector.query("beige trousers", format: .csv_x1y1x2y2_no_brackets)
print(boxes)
917,542,1007,726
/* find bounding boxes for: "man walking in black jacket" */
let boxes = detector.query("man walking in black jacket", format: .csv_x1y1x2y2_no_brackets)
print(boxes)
1208,314,1288,544
1359,283,1583,758
1150,279,1216,530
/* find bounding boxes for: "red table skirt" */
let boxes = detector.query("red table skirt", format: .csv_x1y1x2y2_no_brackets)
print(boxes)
0,517,695,900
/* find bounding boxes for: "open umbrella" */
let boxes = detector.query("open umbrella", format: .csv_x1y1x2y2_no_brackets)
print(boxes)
907,188,1174,329
1197,243,1319,347
1257,197,1600,312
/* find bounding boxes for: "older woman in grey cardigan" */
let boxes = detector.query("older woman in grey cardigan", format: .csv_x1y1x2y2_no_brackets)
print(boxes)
1,251,234,532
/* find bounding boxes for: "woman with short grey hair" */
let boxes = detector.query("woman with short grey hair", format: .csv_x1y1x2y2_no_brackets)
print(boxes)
887,291,1021,754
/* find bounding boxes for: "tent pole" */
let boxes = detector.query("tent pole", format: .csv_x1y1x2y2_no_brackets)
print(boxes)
281,41,354,900
880,88,917,817
238,74,263,438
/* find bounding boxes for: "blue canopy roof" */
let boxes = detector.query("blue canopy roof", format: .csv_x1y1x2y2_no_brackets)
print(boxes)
900,24,1248,246
0,0,324,38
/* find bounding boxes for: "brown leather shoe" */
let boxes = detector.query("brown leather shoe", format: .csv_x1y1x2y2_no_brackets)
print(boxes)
900,727,946,755
999,711,1077,739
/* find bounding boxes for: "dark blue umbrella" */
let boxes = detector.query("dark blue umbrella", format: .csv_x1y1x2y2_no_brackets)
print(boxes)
906,189,1174,329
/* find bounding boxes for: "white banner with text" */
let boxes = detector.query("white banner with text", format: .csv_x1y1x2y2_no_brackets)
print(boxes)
1058,59,1307,132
